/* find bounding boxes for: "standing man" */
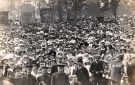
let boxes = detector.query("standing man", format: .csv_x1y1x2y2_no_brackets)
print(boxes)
51,64,70,85
74,57,89,85
89,55,104,85
13,66,23,85
36,66,51,85
23,65,36,85
50,59,58,76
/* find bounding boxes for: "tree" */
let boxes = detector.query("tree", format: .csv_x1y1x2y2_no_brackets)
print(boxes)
111,0,120,17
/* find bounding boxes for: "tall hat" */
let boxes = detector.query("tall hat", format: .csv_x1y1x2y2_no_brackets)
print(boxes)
77,57,83,63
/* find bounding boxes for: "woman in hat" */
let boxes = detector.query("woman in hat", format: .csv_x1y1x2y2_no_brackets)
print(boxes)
51,64,70,85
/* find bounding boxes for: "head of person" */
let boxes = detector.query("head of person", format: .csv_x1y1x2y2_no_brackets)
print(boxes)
13,67,22,78
94,54,101,62
38,56,44,61
118,55,124,61
88,56,93,62
51,59,57,65
1,59,8,65
120,48,127,54
42,66,50,74
26,65,33,74
57,64,65,73
22,66,27,74
49,50,56,59
77,57,83,67
32,64,39,73
58,57,63,64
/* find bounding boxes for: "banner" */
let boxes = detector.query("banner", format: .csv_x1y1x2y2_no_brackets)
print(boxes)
40,8,51,23
0,11,8,24
21,12,33,24
20,4,35,24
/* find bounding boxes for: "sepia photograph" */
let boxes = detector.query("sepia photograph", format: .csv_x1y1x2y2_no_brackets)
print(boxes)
0,0,134,85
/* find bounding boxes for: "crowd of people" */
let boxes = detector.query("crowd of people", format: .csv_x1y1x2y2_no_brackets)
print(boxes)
0,14,134,85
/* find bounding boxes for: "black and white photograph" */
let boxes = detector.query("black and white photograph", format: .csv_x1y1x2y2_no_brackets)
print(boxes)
0,0,134,85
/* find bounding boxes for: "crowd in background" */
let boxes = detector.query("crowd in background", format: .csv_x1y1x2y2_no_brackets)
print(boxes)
0,15,134,85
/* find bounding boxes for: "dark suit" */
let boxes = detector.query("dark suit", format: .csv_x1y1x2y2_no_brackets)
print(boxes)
74,66,89,85
50,65,58,76
51,72,70,85
89,60,104,85
23,74,36,85
36,73,50,85
14,77,24,85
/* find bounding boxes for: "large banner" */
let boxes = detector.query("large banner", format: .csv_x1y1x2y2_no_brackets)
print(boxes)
20,4,35,24
21,12,33,24
40,8,51,23
0,11,8,24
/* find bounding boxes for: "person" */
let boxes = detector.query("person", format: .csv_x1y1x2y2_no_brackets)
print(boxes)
22,65,36,85
89,55,104,85
120,76,129,85
0,66,4,85
13,66,24,85
50,59,58,76
73,57,89,85
110,54,125,85
31,63,39,78
36,66,51,85
51,64,70,85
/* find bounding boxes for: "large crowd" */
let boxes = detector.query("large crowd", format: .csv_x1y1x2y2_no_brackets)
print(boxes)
0,15,134,85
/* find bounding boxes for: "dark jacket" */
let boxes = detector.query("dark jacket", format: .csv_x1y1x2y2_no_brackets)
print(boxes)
89,60,104,77
51,72,70,85
74,66,89,85
14,77,24,85
36,73,51,85
50,65,58,76
23,74,36,85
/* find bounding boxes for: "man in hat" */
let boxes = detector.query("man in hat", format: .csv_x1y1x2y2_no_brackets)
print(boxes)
89,55,104,85
36,66,51,85
13,66,24,85
73,57,89,85
51,64,70,85
22,65,36,85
